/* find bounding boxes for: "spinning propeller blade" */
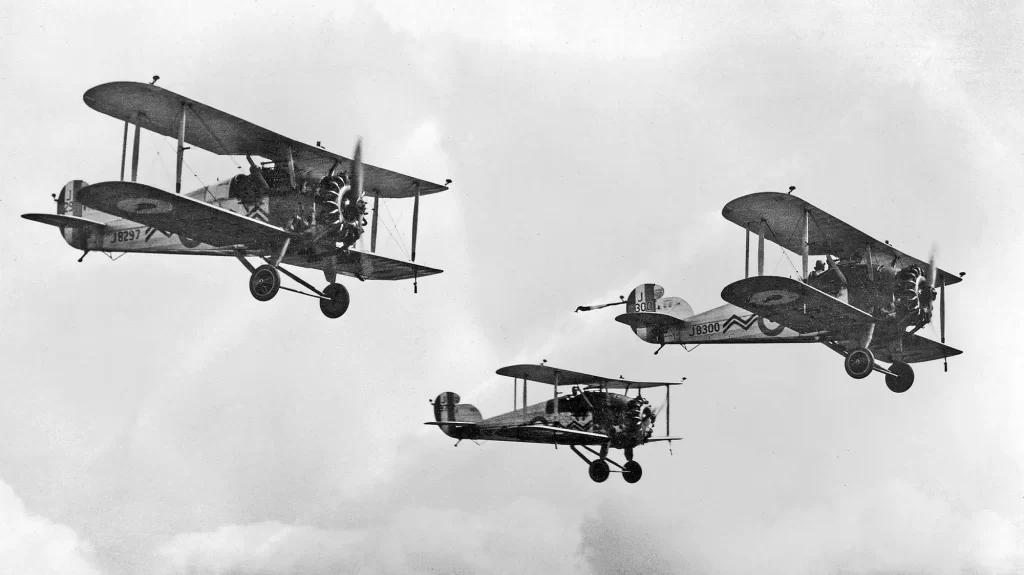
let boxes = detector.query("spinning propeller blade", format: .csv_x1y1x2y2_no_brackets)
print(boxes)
351,138,364,200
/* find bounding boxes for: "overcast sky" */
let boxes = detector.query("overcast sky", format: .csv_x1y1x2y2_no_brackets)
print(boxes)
1,1,1022,574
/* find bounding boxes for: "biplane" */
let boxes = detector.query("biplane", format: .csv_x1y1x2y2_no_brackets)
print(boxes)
22,80,450,318
578,192,964,393
427,364,681,483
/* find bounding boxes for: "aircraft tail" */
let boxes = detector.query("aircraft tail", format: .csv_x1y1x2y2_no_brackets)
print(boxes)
431,392,483,438
626,284,693,319
57,180,89,248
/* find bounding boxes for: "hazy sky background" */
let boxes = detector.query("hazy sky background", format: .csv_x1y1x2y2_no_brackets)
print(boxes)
1,1,1022,574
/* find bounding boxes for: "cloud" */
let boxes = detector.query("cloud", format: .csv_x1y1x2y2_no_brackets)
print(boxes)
578,479,1024,575
154,499,586,575
0,476,102,575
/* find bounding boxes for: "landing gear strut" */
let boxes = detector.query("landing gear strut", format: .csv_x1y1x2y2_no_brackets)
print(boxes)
249,265,281,301
571,444,643,484
885,361,915,393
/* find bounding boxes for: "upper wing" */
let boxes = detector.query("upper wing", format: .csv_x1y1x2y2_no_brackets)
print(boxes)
76,181,291,247
721,276,874,334
83,82,448,199
495,364,681,389
870,332,963,364
722,192,962,286
287,250,443,282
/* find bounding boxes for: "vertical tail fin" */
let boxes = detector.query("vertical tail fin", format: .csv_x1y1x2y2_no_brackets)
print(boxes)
432,392,483,438
626,284,693,318
57,180,89,248
622,284,694,342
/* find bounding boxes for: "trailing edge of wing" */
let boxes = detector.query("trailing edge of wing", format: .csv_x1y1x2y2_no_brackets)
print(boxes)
424,421,479,427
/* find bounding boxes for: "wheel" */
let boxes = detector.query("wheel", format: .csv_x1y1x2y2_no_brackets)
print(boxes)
844,347,874,379
249,265,280,302
885,361,915,393
319,282,350,319
622,461,643,484
588,460,610,483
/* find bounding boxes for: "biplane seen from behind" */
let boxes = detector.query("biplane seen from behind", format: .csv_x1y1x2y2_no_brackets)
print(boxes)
580,192,964,393
22,80,450,318
427,364,681,483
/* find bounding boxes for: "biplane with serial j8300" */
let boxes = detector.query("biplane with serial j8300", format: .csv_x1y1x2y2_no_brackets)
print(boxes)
427,364,682,484
22,79,450,318
577,191,964,393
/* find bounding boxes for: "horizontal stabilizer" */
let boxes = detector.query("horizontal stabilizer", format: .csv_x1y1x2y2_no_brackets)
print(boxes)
22,213,107,231
615,312,687,330
424,421,479,427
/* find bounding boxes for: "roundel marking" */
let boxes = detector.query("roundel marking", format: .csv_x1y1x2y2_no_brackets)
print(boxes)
117,197,174,215
757,316,784,336
749,289,799,307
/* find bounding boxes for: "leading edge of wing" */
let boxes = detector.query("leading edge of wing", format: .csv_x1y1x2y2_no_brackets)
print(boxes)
75,181,291,247
517,425,609,440
83,82,449,199
495,364,681,389
721,192,961,286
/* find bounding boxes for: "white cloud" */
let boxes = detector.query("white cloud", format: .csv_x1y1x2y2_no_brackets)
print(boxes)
0,476,102,575
155,499,585,575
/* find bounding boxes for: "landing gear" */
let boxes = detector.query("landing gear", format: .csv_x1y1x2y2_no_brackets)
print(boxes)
844,347,874,379
319,283,350,319
249,265,281,301
885,361,915,393
622,461,643,484
588,460,610,483
572,444,643,484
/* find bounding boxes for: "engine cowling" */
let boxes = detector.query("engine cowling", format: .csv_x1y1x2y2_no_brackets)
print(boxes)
625,397,656,444
894,264,936,328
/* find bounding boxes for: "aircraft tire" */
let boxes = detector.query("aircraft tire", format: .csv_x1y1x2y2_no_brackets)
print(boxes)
588,460,610,483
844,347,874,379
622,461,643,484
885,361,915,393
249,265,281,302
320,283,350,319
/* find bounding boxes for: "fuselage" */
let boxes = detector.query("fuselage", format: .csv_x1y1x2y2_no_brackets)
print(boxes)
472,391,655,449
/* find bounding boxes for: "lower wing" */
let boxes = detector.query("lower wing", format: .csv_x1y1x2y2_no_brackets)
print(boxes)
721,275,873,334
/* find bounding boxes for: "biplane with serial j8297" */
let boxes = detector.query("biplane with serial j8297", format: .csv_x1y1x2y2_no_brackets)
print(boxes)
427,364,681,484
577,191,964,393
22,79,450,318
